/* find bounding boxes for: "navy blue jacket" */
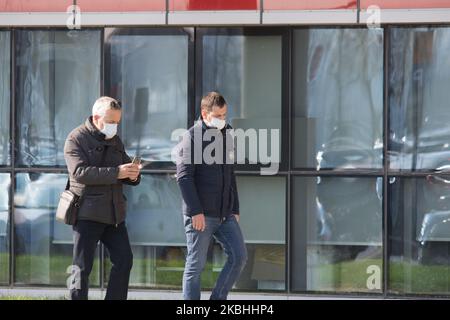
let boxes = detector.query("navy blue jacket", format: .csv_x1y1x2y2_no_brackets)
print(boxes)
176,120,239,218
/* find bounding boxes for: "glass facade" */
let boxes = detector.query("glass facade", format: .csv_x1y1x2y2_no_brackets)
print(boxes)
0,31,10,285
0,174,10,284
389,27,450,171
387,27,450,296
104,174,285,291
293,29,384,170
106,29,189,167
198,29,285,167
14,173,100,286
1,26,450,298
15,30,101,167
0,31,9,166
292,176,382,293
389,176,450,294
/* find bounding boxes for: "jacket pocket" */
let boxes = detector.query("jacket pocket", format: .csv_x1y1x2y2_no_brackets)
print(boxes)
79,194,110,218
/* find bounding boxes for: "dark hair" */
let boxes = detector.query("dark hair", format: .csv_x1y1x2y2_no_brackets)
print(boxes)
110,99,122,110
200,91,226,113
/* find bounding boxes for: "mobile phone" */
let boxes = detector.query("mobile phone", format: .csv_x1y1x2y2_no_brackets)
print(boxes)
132,156,142,165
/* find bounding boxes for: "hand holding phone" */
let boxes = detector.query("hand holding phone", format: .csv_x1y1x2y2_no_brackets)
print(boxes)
132,156,142,165
128,156,142,181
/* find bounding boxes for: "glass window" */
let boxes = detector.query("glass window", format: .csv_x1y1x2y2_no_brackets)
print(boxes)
233,176,286,291
292,176,383,293
14,173,100,286
106,29,189,167
0,173,10,284
389,27,450,171
293,29,384,170
117,174,185,289
0,31,10,166
15,30,101,167
187,176,287,292
105,174,286,291
389,176,450,295
200,31,284,167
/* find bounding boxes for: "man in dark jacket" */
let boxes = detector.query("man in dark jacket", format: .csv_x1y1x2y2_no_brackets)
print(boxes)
64,96,141,300
176,91,247,300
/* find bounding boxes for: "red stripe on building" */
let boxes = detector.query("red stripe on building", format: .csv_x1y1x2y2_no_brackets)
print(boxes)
263,0,357,10
171,0,259,11
360,0,450,9
0,0,72,12
76,0,166,12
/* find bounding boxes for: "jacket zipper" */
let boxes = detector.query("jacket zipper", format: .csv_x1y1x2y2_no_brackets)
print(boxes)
220,154,225,223
220,130,226,223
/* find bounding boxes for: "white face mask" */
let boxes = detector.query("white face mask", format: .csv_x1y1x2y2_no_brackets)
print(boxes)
101,123,118,139
209,116,226,130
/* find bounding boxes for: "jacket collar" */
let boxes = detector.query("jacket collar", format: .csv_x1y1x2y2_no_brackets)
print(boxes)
85,116,118,146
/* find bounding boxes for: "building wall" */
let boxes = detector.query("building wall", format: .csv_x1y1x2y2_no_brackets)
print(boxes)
1,0,450,26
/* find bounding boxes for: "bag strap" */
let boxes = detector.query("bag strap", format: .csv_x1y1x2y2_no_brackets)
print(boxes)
66,144,110,191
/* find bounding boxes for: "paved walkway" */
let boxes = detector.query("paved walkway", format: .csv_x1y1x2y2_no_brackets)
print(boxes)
0,287,382,300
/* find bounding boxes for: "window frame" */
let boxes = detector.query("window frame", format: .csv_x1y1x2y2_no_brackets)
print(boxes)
13,28,103,169
290,26,385,174
104,27,195,172
195,27,290,173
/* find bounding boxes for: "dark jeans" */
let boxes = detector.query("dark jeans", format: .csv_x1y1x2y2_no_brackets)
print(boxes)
183,214,248,300
70,220,133,300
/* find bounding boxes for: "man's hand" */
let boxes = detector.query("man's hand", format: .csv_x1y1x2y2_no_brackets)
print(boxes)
118,163,142,180
128,163,143,181
233,214,240,223
192,213,206,232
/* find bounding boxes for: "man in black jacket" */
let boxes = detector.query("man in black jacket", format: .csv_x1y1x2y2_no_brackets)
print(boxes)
176,92,247,300
64,96,141,300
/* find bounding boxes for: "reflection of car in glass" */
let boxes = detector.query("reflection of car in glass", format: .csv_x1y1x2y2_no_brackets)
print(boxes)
389,112,450,170
14,174,67,254
124,175,185,246
389,112,450,263
313,129,383,262
316,176,383,245
319,122,383,170
19,137,66,166
316,121,383,240
125,136,174,163
418,210,450,243
14,173,186,256
417,174,450,264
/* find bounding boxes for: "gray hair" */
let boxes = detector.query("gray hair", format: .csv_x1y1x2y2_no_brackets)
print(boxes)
92,96,121,117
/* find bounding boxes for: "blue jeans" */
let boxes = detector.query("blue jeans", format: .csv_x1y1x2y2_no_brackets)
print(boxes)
183,214,248,300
